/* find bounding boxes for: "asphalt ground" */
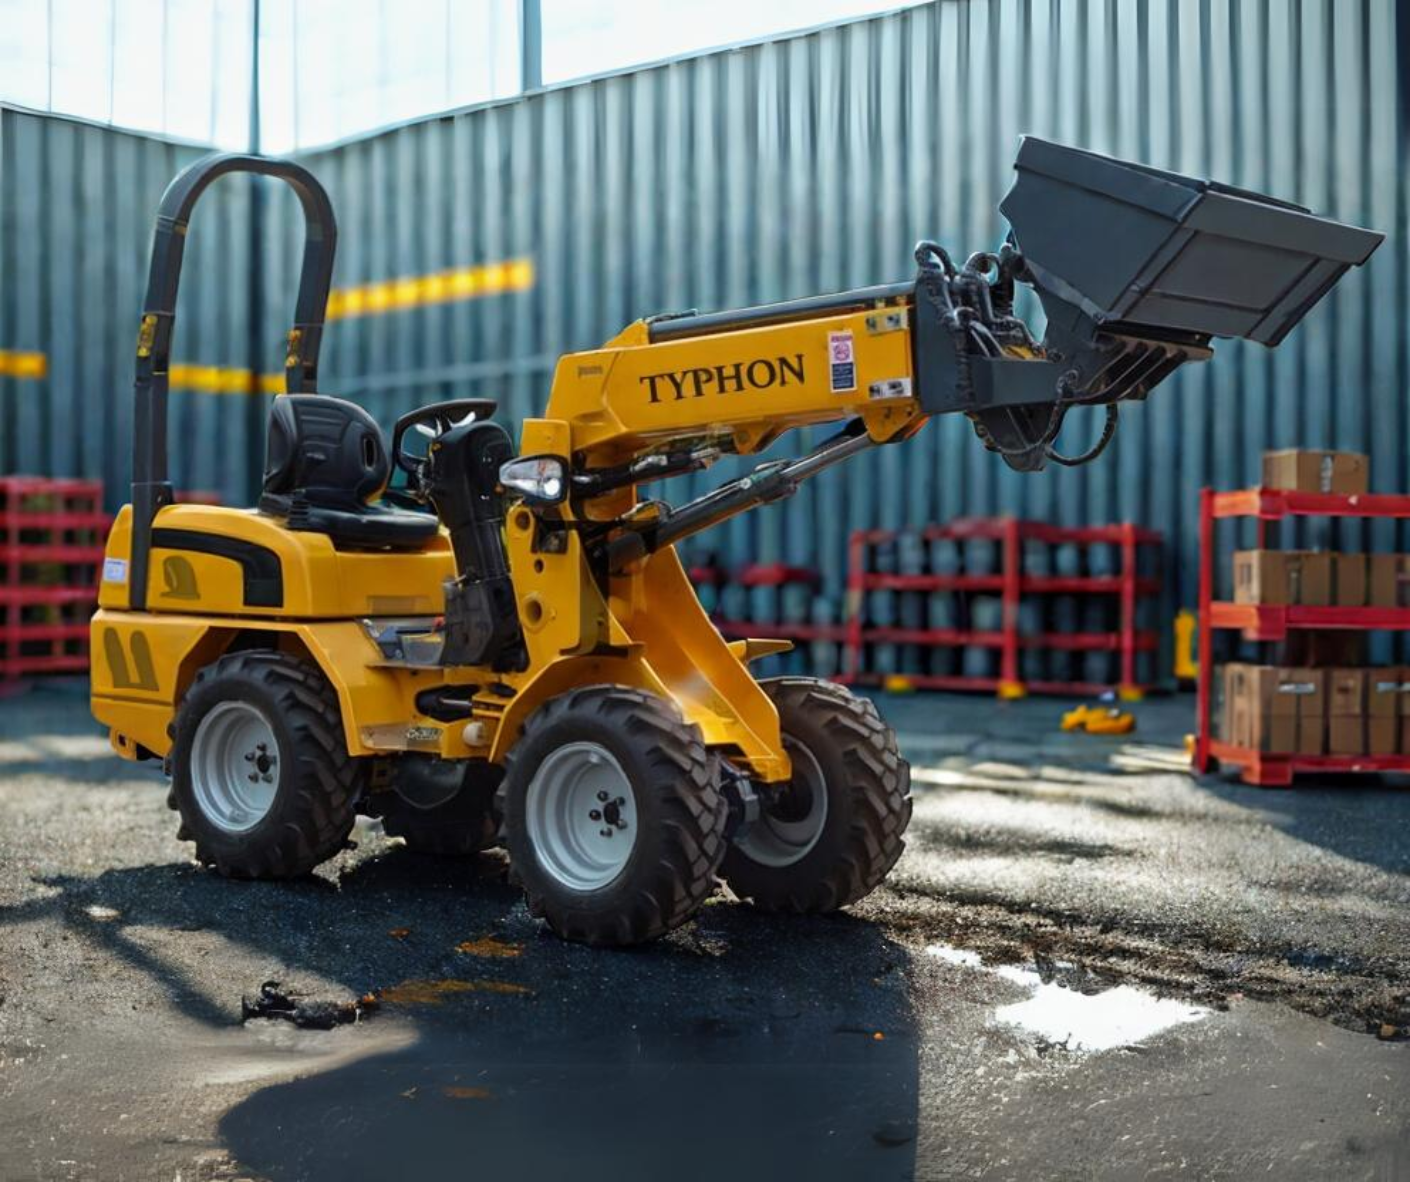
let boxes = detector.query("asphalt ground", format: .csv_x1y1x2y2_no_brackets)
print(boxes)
1,679,1408,1180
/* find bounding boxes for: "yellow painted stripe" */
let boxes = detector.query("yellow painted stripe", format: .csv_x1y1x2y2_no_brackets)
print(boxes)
167,363,282,396
0,350,48,379
326,256,535,321
16,256,534,397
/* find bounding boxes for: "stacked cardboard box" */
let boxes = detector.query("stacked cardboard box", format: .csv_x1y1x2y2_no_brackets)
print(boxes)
1222,665,1323,753
1233,551,1330,605
1328,669,1365,755
1262,449,1369,495
1221,663,1410,755
1230,550,1410,608
1368,671,1400,755
1325,553,1410,607
1215,450,1410,761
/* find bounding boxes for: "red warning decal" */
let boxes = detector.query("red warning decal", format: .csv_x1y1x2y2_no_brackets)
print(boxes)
828,331,856,393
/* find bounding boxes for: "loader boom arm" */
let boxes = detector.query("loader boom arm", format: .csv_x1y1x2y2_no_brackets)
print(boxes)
545,283,927,462
533,137,1381,521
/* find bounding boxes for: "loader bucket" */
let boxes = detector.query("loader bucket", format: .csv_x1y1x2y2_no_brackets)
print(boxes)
999,136,1383,347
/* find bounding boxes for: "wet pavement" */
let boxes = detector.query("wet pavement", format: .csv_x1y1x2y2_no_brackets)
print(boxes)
1,679,1408,1180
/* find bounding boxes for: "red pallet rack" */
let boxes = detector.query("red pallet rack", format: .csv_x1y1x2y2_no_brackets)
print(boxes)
0,477,110,692
1192,486,1410,786
687,562,849,643
840,517,1162,697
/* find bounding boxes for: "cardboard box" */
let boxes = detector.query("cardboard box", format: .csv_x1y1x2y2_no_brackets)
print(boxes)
1329,668,1366,714
1223,662,1297,756
1369,671,1401,755
1294,552,1333,606
1282,667,1326,755
1368,670,1401,717
1330,716,1365,755
1299,717,1328,758
1233,551,1286,605
1220,663,1238,742
1369,717,1398,755
1262,449,1369,495
1327,668,1366,755
1232,551,1331,606
1369,554,1398,607
1390,667,1410,754
1231,697,1295,754
1333,553,1367,606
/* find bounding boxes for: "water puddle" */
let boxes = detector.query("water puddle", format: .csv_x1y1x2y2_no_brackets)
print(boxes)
926,944,1208,1053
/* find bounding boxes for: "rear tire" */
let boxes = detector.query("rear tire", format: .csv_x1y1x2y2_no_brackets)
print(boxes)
720,677,911,912
498,685,728,947
168,651,364,879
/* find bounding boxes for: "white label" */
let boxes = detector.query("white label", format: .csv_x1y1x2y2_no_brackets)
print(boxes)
869,377,912,401
102,557,128,584
828,331,856,393
1277,682,1316,695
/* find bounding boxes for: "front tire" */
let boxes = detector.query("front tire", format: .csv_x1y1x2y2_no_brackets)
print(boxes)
169,651,364,879
498,686,728,947
721,677,911,912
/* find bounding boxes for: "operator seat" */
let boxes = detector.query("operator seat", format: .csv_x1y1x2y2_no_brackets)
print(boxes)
258,395,439,550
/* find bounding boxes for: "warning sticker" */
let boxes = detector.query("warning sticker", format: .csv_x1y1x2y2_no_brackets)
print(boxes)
102,557,128,584
828,331,856,393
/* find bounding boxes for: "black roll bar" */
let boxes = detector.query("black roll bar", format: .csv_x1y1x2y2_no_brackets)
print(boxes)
128,154,338,611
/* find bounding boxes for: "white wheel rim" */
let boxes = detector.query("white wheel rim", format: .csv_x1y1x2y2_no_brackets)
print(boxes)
735,739,829,868
525,741,637,891
190,701,281,834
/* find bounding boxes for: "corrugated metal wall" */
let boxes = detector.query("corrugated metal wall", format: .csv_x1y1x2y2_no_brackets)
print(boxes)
0,105,263,503
3,0,1405,644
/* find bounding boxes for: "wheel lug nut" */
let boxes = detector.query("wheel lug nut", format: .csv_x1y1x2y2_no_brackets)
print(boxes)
589,809,601,821
615,797,625,807
244,752,255,762
248,773,259,782
596,790,609,802
600,828,613,838
261,774,274,783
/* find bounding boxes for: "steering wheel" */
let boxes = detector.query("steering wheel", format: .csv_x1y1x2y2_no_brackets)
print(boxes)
391,399,498,481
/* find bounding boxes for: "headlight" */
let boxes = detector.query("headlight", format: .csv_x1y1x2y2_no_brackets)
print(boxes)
499,454,569,505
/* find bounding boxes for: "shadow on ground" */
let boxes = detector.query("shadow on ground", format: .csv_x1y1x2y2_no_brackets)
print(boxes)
1198,774,1410,877
7,844,920,1182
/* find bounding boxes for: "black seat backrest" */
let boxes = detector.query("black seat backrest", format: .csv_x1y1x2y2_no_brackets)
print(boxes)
262,394,389,511
257,395,440,551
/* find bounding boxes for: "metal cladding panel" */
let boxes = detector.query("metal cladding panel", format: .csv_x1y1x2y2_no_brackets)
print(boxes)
3,1,1405,662
0,105,259,508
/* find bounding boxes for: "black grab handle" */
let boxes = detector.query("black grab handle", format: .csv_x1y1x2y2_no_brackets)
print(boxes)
129,154,338,612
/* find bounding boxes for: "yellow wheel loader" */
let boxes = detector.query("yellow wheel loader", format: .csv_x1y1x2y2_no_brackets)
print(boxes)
91,143,1380,946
